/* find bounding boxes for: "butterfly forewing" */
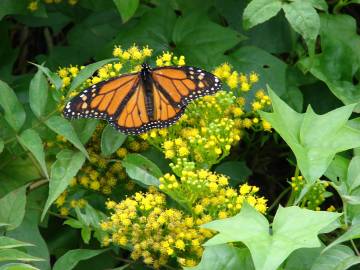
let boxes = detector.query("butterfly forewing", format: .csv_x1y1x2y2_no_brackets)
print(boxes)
151,66,221,108
63,73,139,121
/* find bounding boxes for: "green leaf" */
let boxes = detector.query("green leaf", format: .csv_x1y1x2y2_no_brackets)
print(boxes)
0,1,27,20
325,155,350,183
0,237,33,249
228,46,287,98
30,63,62,90
283,0,320,53
311,245,355,270
113,0,139,23
0,158,41,198
172,13,243,67
52,249,107,270
69,58,117,92
81,227,91,244
0,80,26,132
215,161,251,185
18,129,48,179
204,204,341,270
334,256,360,270
0,186,27,231
298,14,360,111
29,69,48,118
41,150,85,220
259,88,360,184
0,263,40,270
283,247,322,270
0,138,3,153
307,0,328,10
64,219,83,229
184,245,254,270
323,223,360,253
8,187,50,270
122,153,162,187
0,249,43,262
72,119,99,144
45,116,89,159
347,156,360,192
101,124,127,156
243,0,282,29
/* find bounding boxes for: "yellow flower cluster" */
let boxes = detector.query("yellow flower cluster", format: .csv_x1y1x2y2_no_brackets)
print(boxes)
113,45,153,68
290,175,329,210
57,65,82,88
101,171,267,268
144,91,242,169
213,63,259,91
101,188,210,268
28,0,78,12
159,168,268,215
155,51,185,67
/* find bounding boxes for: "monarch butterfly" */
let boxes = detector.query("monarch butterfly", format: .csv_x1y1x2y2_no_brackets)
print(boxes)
63,63,222,135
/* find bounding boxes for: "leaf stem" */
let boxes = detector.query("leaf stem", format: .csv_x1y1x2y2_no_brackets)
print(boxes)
268,186,291,212
286,165,299,206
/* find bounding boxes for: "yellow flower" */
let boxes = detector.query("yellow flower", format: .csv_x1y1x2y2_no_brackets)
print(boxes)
255,89,265,99
178,146,189,157
243,118,252,128
178,56,186,66
167,247,174,255
262,120,272,131
68,0,78,5
91,76,101,84
240,183,252,195
194,204,204,214
113,63,122,72
226,71,238,89
122,51,131,60
62,77,71,87
113,46,123,57
165,150,175,159
162,52,172,62
163,140,174,150
241,82,250,92
69,66,79,76
28,1,38,11
58,68,68,78
116,147,128,158
232,107,244,117
175,239,185,250
218,211,227,219
255,203,267,213
156,58,163,67
90,180,101,191
249,72,259,83
252,101,262,111
60,207,69,216
142,46,153,57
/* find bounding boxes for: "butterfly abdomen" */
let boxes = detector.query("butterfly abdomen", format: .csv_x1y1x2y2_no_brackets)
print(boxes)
140,64,155,121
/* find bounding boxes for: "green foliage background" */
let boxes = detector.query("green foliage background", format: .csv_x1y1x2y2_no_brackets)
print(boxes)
1,0,360,270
